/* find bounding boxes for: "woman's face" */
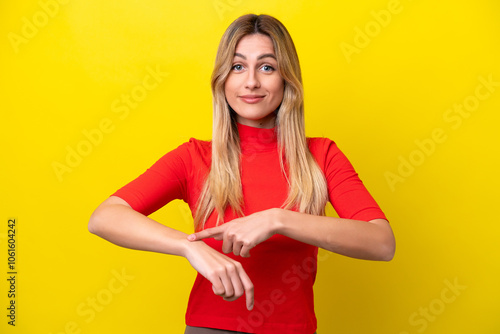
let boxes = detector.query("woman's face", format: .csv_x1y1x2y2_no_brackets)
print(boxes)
224,34,284,129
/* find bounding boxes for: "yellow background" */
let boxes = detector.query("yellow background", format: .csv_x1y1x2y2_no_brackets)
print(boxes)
1,0,499,333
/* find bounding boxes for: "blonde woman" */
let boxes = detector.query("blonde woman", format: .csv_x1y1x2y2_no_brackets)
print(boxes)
89,14,395,334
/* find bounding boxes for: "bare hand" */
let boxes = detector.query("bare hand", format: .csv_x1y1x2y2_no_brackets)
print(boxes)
187,209,280,258
183,240,254,310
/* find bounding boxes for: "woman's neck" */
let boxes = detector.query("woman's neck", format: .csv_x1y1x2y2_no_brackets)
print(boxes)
235,114,276,129
237,122,277,153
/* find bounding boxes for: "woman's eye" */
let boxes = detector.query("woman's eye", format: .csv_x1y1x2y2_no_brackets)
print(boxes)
232,64,243,71
261,65,275,72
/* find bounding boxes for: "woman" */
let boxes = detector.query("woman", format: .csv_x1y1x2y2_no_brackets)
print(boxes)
88,14,395,334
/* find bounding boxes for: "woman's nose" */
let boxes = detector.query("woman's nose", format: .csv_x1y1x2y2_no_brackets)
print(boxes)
245,70,260,89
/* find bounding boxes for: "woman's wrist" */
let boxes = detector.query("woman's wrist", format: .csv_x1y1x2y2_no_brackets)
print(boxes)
178,237,197,258
271,208,288,236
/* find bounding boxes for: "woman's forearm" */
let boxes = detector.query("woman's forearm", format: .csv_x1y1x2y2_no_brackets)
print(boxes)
88,196,191,257
89,196,256,309
189,208,396,262
274,209,395,261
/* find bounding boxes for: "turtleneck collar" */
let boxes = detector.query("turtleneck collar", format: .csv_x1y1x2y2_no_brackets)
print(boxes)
237,122,278,153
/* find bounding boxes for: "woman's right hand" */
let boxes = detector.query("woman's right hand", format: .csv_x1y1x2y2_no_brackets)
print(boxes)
183,240,254,310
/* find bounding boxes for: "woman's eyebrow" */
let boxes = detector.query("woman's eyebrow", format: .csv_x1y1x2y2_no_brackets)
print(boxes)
234,53,277,60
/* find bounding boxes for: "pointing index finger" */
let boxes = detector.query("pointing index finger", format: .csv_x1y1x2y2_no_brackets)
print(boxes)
187,226,224,241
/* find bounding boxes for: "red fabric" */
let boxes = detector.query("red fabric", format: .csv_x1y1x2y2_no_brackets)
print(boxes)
112,123,387,333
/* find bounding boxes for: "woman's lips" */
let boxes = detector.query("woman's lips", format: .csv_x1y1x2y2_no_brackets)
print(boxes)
239,95,265,104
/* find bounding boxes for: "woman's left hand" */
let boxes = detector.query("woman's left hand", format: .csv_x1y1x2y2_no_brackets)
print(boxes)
187,208,282,258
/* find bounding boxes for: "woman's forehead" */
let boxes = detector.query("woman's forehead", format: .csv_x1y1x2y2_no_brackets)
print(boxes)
234,34,276,57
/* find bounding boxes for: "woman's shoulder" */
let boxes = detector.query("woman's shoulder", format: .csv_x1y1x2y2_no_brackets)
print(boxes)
185,137,212,152
173,137,211,159
307,136,350,170
152,137,211,170
307,136,340,154
168,137,211,154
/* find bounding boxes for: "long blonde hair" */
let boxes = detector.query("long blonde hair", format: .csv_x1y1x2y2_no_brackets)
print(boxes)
194,14,328,229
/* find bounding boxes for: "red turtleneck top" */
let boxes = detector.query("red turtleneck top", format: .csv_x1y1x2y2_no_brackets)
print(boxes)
111,123,387,333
